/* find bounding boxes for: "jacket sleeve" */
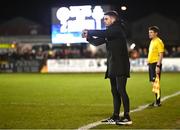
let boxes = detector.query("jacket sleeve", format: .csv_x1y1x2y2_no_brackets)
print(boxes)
87,36,106,46
88,27,124,39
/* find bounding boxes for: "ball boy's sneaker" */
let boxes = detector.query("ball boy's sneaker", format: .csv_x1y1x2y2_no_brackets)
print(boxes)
149,102,161,107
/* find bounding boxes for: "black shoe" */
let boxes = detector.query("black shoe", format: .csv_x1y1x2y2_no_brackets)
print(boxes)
101,115,120,124
116,116,132,125
149,102,161,107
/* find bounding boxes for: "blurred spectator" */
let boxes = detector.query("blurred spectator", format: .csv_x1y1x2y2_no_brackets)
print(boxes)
164,48,170,57
138,48,143,57
170,46,177,57
138,47,148,58
35,47,44,60
1,44,180,63
129,49,139,59
142,48,148,57
176,46,180,57
94,49,106,58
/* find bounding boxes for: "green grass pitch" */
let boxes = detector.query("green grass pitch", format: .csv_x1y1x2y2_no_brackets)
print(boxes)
0,72,179,129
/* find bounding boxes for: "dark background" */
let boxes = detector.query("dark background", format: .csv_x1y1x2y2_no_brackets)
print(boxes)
0,0,179,26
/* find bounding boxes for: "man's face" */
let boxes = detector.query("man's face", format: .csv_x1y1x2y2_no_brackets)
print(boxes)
149,30,157,39
103,15,114,27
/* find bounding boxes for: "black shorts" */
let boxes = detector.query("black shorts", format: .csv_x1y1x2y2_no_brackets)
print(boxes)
148,62,162,82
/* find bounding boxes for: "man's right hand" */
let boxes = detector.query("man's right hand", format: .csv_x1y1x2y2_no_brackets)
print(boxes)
82,29,88,38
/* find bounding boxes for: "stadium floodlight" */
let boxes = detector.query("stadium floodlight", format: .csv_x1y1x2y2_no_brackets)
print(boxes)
121,5,127,11
130,43,136,50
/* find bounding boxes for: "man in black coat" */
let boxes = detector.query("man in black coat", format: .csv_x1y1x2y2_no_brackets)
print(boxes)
82,11,132,125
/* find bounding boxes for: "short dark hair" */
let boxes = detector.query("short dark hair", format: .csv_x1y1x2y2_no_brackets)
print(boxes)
148,26,160,33
104,11,119,21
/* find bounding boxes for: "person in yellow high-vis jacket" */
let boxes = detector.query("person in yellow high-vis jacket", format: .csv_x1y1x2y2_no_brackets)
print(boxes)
147,26,164,107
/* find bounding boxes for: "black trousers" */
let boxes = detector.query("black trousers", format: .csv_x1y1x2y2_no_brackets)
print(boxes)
110,76,130,116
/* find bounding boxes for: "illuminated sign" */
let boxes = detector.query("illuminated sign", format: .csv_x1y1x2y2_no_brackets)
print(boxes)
51,5,110,44
0,44,16,48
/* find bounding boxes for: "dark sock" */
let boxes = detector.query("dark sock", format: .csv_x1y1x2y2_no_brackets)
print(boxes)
155,94,161,104
124,113,130,118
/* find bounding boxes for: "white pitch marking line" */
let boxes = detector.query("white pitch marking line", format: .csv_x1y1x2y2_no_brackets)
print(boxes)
78,91,180,130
